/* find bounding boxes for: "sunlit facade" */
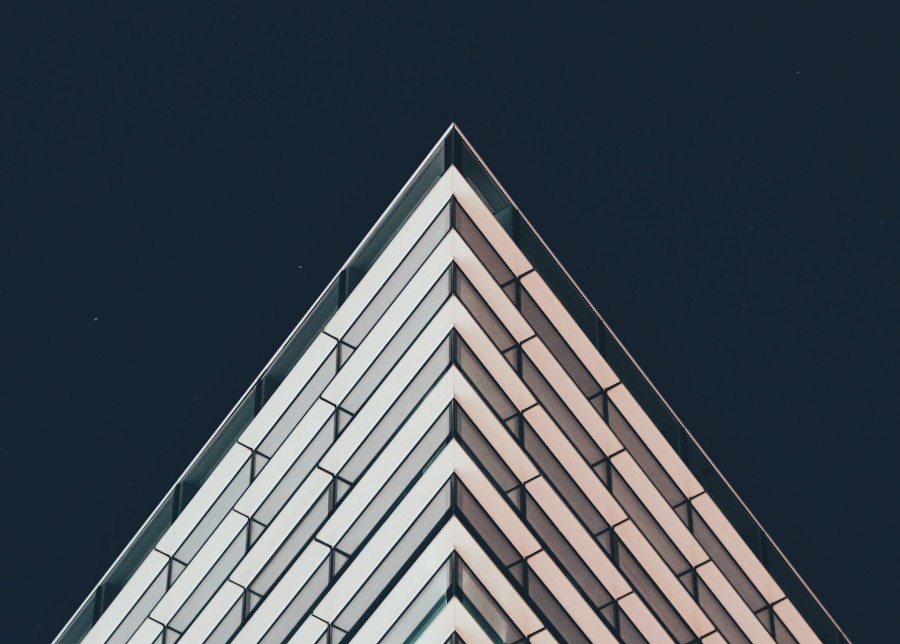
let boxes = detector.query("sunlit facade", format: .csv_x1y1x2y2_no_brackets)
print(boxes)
56,126,846,643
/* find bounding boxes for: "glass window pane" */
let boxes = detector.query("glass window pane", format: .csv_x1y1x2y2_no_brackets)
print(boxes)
457,557,524,643
521,354,604,465
333,480,452,634
381,556,452,643
171,525,248,632
342,268,451,414
340,336,451,484
176,457,252,564
455,338,516,421
261,557,331,644
251,489,330,598
520,288,601,399
339,406,451,556
455,269,515,352
259,348,338,457
454,202,514,285
255,414,334,526
344,202,451,348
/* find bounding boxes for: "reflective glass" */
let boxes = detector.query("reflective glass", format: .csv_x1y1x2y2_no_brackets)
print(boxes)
343,202,451,348
175,457,252,565
457,557,523,643
605,399,684,507
609,466,689,575
455,269,515,353
454,202,514,285
254,413,334,526
616,540,693,643
340,336,451,484
107,564,168,644
260,557,330,644
259,348,338,457
525,565,590,644
520,287,601,399
339,406,451,556
250,488,330,598
522,421,610,539
521,354,604,465
333,480,452,635
342,268,451,414
455,338,516,421
170,525,248,632
524,491,613,610
381,556,452,643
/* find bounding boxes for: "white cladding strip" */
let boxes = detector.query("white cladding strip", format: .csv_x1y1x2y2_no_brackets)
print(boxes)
80,550,167,644
615,520,715,637
178,580,243,644
229,468,331,588
284,617,328,644
237,334,337,449
313,445,455,622
321,232,453,403
319,299,454,475
155,443,251,557
519,271,619,389
234,399,333,518
691,492,784,604
410,599,455,644
449,166,532,277
326,170,453,339
231,542,330,644
612,451,708,567
151,511,247,624
345,521,453,643
127,620,163,644
316,371,454,546
696,561,776,643
521,336,622,455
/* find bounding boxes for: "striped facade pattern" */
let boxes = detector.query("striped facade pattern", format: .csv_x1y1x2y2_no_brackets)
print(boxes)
57,127,845,643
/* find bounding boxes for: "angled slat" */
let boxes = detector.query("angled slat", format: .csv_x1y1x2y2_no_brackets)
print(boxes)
80,550,167,644
615,520,715,638
325,171,453,339
449,166,532,277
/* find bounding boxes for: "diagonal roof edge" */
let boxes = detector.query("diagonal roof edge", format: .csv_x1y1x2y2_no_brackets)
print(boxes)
56,123,849,643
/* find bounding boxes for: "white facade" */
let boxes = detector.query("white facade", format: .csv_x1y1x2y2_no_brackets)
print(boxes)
56,126,846,643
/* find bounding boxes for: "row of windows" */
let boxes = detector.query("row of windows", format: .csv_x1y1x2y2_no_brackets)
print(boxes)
64,156,832,643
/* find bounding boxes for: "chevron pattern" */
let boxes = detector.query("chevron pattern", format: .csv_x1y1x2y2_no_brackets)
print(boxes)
58,128,841,643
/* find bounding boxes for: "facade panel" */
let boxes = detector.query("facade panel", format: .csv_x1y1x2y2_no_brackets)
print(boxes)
56,126,845,643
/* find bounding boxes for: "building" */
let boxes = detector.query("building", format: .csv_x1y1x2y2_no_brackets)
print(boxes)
56,125,847,643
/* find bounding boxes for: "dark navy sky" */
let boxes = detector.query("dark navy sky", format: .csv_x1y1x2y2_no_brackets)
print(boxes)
3,4,898,641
